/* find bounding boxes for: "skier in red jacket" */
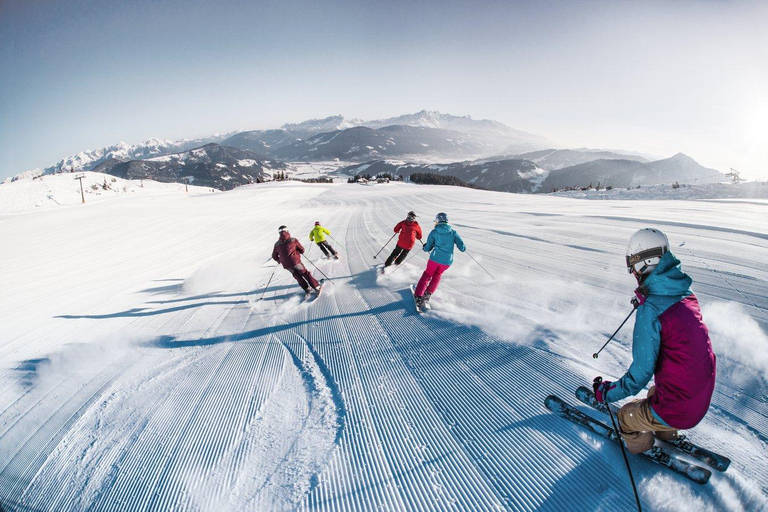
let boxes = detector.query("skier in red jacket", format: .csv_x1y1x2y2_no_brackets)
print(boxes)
272,225,321,294
383,211,423,271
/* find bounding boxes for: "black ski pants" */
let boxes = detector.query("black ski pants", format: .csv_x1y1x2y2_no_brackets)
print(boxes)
317,241,337,257
385,245,410,267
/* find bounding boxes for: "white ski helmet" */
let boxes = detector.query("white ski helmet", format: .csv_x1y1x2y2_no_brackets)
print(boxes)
626,228,669,275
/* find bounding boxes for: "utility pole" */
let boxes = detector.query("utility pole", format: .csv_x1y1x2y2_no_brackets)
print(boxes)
75,174,86,204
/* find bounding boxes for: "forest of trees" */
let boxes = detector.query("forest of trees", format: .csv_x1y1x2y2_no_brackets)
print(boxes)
409,172,479,189
348,173,402,183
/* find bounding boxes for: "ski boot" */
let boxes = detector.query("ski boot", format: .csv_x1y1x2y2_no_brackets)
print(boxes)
422,293,432,310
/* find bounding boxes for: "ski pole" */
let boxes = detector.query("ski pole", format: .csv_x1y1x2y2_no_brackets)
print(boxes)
597,377,643,512
592,299,639,359
465,250,495,280
303,255,332,281
385,249,424,278
259,263,279,301
373,233,397,259
329,235,345,251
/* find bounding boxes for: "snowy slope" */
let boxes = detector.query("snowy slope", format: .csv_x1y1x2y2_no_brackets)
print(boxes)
0,182,766,511
0,171,215,214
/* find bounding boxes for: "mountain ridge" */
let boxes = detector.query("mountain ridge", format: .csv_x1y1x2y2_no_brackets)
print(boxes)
340,152,725,194
92,143,286,190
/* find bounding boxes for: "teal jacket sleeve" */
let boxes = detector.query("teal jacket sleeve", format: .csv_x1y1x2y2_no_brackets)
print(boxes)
604,305,660,402
424,230,436,252
454,231,466,252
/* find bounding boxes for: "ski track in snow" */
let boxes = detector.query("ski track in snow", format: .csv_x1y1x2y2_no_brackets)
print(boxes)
0,182,766,511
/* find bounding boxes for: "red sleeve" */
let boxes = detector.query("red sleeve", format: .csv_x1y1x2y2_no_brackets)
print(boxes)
416,224,423,240
294,239,305,254
272,244,279,262
394,221,403,233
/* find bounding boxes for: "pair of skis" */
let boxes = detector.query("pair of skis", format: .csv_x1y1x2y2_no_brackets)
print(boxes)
546,387,730,485
304,280,325,302
410,285,431,314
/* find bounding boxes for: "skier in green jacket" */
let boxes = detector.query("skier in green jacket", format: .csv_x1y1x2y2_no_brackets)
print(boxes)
309,222,339,260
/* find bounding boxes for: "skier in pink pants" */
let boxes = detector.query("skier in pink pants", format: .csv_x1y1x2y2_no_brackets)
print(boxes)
414,212,466,309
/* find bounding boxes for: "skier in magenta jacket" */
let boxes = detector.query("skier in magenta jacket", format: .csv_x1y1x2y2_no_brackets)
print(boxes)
593,228,716,454
272,225,321,294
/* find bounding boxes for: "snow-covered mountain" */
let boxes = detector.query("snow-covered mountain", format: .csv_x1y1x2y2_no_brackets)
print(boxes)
270,125,495,162
221,129,300,155
364,110,546,144
7,135,235,183
7,112,723,192
280,110,537,137
220,111,547,162
281,115,364,134
276,110,547,155
93,144,286,190
540,153,725,192
647,152,723,183
498,148,650,170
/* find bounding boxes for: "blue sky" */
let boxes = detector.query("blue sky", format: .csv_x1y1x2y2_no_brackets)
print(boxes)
1,0,767,180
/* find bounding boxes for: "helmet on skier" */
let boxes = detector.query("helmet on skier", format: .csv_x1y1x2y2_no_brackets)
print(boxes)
315,221,320,226
406,211,416,221
278,225,289,233
626,228,669,276
435,212,448,223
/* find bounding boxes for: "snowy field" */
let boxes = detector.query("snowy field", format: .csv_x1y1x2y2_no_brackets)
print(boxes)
0,181,766,511
0,172,216,214
285,162,350,182
551,182,768,201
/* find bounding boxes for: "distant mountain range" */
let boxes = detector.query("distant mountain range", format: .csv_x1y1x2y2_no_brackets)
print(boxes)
9,111,546,184
93,144,285,190
282,110,547,153
494,148,649,170
340,152,725,193
539,153,724,191
6,111,726,193
223,111,547,161
271,125,496,162
11,135,235,181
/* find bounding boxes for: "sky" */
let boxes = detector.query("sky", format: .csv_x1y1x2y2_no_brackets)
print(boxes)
1,0,767,180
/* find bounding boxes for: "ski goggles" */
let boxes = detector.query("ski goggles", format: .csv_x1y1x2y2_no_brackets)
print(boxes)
626,247,667,272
